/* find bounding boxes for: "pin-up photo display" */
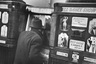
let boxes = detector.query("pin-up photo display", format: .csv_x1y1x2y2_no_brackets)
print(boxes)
57,16,71,48
86,37,96,53
89,18,96,35
60,16,70,31
58,33,69,48
58,16,88,51
56,15,96,53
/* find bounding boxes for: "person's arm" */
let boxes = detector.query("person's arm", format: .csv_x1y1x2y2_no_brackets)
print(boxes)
28,37,43,62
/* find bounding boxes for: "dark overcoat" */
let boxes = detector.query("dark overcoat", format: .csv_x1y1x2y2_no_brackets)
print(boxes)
14,29,43,64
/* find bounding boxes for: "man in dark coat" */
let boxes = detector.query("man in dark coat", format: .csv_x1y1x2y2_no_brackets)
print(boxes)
14,17,43,64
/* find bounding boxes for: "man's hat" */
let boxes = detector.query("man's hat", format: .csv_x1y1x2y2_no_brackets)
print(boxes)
30,17,42,29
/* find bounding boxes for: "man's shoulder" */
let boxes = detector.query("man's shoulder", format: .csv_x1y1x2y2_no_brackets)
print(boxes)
20,31,35,34
19,30,42,38
21,30,41,36
19,31,35,37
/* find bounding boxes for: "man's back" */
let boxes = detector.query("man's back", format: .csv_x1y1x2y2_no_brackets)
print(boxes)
14,29,43,64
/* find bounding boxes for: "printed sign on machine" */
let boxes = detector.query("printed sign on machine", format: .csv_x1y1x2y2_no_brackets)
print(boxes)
69,40,85,51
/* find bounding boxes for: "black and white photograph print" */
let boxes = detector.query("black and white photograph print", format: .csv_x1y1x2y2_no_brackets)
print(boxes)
58,33,69,48
86,37,96,53
89,18,96,35
60,16,69,31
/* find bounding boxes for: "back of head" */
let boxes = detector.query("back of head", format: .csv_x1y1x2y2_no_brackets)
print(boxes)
30,17,42,29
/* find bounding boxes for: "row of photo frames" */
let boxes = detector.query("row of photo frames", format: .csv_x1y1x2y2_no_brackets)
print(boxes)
58,16,70,48
60,16,96,35
57,32,96,53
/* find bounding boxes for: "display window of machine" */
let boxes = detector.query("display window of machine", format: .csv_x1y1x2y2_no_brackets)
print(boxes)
56,15,96,53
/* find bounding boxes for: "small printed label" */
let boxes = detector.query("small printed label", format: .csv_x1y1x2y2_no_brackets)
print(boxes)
56,51,68,57
0,40,6,44
84,57,96,63
0,4,8,9
72,17,88,27
69,40,85,51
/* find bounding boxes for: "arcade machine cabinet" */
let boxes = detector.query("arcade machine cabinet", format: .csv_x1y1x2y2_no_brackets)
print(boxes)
0,1,28,64
48,3,96,64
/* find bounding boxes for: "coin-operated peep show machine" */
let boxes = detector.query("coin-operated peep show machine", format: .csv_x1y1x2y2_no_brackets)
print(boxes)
48,3,96,64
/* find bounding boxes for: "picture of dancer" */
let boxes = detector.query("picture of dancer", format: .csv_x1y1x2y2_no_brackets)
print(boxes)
58,33,69,48
86,37,96,53
89,18,96,35
60,16,68,31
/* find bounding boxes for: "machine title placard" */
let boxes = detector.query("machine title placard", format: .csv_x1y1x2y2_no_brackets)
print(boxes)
62,7,96,14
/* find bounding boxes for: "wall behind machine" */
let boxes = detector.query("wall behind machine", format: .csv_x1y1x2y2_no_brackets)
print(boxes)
23,0,51,7
23,0,68,8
